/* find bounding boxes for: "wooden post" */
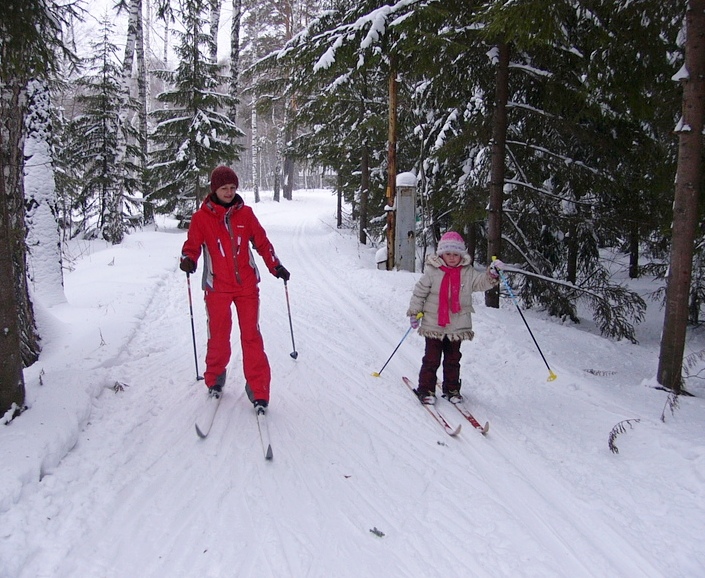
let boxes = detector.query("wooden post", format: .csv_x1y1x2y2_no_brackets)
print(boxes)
386,60,397,270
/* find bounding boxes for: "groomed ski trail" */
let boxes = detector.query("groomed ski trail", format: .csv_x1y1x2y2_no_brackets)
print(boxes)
1,190,671,577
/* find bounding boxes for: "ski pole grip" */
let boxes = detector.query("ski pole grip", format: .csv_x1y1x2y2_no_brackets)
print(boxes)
416,312,424,320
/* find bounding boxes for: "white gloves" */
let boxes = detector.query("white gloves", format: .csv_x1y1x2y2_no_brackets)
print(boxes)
489,259,505,278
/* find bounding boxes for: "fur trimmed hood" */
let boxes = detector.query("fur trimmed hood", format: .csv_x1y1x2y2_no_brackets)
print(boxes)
406,257,497,341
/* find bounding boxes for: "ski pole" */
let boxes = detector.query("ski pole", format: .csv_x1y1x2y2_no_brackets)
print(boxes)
492,257,557,382
372,313,423,377
186,274,204,381
284,280,298,359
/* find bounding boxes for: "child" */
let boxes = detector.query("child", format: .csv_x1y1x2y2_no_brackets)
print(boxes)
179,165,290,413
406,231,502,405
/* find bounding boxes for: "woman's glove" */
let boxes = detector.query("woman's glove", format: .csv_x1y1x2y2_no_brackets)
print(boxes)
274,264,291,281
180,256,196,274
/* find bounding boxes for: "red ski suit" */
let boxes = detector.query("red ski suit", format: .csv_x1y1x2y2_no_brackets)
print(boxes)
181,194,281,401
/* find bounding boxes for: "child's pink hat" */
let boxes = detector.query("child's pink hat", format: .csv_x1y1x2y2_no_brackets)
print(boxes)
437,231,468,256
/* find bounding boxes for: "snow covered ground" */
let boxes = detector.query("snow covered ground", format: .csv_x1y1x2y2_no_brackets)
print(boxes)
1,189,704,578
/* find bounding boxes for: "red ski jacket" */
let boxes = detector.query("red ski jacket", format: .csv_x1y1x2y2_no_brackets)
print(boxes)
181,194,281,293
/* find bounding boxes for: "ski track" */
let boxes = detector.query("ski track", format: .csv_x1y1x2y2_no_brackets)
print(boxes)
1,190,693,577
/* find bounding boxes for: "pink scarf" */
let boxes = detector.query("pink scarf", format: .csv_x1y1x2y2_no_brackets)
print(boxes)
438,265,461,326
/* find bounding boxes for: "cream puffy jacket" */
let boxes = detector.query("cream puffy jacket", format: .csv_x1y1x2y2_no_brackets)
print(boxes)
406,254,498,341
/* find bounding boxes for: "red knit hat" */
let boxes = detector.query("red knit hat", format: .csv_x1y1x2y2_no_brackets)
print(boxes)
210,166,239,193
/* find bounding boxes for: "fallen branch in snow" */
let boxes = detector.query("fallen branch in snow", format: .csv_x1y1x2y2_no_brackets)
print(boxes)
608,419,641,454
113,381,129,393
660,391,680,423
583,369,617,376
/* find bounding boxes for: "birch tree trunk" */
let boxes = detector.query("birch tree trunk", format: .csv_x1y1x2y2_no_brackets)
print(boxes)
106,0,141,244
135,0,150,224
209,0,221,64
360,143,370,245
273,107,282,202
252,104,260,203
229,0,242,125
657,0,705,393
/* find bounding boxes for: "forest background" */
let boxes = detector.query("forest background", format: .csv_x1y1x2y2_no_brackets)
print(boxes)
1,0,704,418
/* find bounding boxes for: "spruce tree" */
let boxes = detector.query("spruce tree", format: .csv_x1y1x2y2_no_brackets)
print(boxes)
149,0,243,219
65,15,140,244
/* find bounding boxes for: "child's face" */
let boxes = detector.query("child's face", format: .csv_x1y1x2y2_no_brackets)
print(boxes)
441,252,462,267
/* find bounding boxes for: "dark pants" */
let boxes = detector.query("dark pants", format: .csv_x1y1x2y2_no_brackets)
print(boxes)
417,337,462,395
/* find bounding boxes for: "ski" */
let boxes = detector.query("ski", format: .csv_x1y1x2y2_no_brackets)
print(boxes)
436,384,489,434
447,402,489,435
255,408,274,460
245,382,273,460
402,377,461,436
195,393,222,438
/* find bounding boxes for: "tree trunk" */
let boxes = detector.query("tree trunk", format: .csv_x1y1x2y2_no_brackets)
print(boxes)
359,143,370,245
485,41,510,308
25,80,65,307
0,81,28,415
229,0,242,125
283,153,294,200
628,218,639,279
566,218,577,284
135,0,150,224
209,0,221,64
252,104,260,203
337,172,343,228
657,0,705,393
273,108,282,202
110,0,141,244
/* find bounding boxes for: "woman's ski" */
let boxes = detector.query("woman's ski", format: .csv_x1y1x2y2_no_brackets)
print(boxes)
195,393,222,438
255,407,273,460
402,377,461,436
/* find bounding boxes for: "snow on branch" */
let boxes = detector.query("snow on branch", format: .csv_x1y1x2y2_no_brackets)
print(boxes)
506,140,601,175
504,179,594,206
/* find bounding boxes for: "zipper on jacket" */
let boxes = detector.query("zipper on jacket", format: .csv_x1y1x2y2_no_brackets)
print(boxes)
224,211,242,284
217,239,225,257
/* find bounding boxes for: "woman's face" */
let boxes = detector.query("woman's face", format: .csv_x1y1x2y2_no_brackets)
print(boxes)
215,184,237,204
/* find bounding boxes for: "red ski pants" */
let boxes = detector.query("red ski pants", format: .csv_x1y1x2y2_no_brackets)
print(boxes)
417,337,462,395
204,287,271,401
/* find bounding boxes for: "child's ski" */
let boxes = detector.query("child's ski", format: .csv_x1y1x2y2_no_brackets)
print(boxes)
402,377,461,436
447,402,489,435
436,384,490,435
